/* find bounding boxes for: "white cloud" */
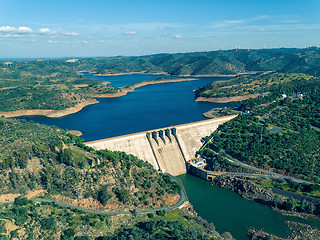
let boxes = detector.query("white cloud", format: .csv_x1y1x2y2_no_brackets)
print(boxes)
39,28,52,34
0,25,32,34
63,32,79,36
0,25,79,38
18,26,32,33
238,26,265,32
174,34,183,39
125,31,137,35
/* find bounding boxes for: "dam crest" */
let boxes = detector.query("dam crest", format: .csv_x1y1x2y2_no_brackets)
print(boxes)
86,115,237,176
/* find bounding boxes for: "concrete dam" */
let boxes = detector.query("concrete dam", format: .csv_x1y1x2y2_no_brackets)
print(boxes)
86,115,236,176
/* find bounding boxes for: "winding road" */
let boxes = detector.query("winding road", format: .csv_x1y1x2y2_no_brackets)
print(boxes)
206,148,311,184
0,174,188,216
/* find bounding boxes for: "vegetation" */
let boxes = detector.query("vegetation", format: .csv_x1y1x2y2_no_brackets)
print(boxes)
0,60,118,112
199,73,320,183
195,72,316,99
0,118,181,211
73,47,320,77
0,197,221,240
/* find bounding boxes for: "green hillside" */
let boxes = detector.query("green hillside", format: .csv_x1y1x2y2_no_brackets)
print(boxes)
200,76,320,181
195,72,316,99
0,118,181,208
73,47,320,76
0,199,220,240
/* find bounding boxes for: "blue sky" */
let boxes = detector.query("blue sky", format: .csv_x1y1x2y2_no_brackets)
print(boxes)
0,0,319,58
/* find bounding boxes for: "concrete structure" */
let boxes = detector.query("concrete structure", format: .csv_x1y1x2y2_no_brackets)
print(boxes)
86,115,237,176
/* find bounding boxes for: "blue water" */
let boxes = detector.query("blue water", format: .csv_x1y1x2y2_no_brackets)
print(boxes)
179,174,320,240
82,72,173,87
18,75,233,141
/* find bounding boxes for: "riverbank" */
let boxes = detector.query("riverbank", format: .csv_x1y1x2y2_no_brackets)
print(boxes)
93,71,168,76
248,221,320,240
93,78,198,98
196,93,260,103
87,70,237,78
0,99,99,118
202,107,240,119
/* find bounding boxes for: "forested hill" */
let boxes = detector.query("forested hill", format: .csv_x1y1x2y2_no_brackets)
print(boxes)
73,47,320,76
2,47,319,77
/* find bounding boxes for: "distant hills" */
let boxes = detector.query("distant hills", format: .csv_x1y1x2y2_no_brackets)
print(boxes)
1,47,320,114
71,47,320,77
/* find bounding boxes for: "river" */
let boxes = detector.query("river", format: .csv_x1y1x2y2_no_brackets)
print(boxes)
17,74,320,239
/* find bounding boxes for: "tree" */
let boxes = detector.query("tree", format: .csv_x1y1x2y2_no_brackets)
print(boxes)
116,188,130,204
300,199,315,214
59,149,73,166
285,198,298,211
14,196,28,206
98,185,112,205
18,152,28,169
4,155,14,169
61,228,75,240
40,218,56,230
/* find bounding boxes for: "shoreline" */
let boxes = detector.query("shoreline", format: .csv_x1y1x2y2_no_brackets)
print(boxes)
92,71,168,76
0,99,98,118
80,70,240,78
94,78,198,98
1,78,197,118
196,93,261,103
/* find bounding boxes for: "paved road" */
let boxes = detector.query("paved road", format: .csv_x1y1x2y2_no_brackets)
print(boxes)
206,148,311,184
0,174,188,216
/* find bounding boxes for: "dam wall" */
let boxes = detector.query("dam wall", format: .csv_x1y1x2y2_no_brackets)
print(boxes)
86,115,237,176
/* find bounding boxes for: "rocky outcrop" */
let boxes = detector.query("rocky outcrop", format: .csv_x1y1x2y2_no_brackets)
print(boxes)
248,221,320,240
212,175,274,203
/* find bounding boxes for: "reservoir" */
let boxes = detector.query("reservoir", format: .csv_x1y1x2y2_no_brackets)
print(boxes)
18,74,320,239
19,74,233,141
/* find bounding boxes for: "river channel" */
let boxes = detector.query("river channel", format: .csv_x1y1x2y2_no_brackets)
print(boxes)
18,73,320,239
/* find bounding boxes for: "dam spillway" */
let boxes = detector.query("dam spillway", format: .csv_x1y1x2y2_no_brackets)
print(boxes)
85,115,237,176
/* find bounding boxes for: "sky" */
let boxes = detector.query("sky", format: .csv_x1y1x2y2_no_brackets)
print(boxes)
0,0,319,58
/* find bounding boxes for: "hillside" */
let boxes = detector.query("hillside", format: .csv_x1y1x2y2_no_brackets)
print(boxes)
0,118,182,210
0,60,120,114
1,47,320,115
199,76,320,182
73,47,320,76
0,199,222,240
195,72,317,101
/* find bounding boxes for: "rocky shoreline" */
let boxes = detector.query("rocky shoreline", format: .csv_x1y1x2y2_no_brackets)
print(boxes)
212,175,275,203
211,175,320,239
248,221,320,240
